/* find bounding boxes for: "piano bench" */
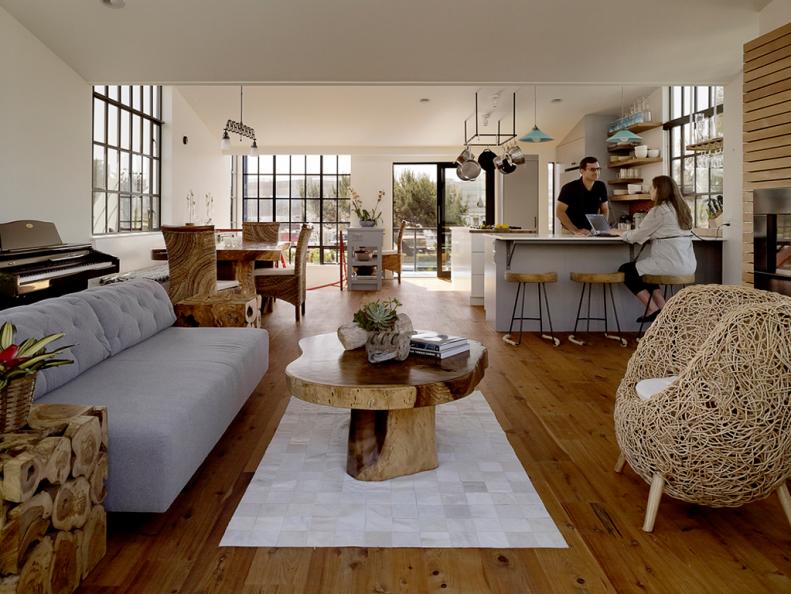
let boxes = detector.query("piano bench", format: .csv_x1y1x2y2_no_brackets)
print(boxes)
174,293,261,329
99,264,169,286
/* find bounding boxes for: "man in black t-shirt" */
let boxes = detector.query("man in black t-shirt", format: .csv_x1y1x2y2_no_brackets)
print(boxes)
556,156,609,235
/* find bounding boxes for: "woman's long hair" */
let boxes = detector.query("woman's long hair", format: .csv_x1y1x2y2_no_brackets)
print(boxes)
652,175,693,230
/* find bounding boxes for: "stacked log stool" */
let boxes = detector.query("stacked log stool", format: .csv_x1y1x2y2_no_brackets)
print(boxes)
502,271,560,347
0,404,108,594
568,271,628,347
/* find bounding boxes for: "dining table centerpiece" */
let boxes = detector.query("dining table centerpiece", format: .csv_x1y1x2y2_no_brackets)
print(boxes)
337,298,414,362
350,188,385,227
0,322,73,432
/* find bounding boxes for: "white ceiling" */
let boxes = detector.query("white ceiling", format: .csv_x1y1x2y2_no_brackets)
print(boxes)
0,0,767,85
177,84,657,148
2,0,766,148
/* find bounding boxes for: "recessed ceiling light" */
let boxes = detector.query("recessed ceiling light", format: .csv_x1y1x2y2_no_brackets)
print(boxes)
419,98,430,103
551,98,563,103
101,0,126,8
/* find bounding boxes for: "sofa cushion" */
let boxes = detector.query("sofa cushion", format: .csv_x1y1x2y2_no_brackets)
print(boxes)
37,326,269,512
75,279,176,356
0,296,111,398
0,279,175,399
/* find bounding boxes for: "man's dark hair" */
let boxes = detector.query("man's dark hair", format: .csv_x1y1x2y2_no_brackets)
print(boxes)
579,156,599,171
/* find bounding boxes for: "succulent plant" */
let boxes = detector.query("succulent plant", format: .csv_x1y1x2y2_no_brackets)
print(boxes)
0,322,73,390
353,298,401,332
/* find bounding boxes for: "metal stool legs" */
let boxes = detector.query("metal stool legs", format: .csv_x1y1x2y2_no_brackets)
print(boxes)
503,282,560,347
638,283,688,336
569,282,627,347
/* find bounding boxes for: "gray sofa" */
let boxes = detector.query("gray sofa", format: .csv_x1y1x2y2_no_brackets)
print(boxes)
0,279,269,513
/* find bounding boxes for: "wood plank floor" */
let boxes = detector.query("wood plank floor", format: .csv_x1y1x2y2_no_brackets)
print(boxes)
81,278,790,594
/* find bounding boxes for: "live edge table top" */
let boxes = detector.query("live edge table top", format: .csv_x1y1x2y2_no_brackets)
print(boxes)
285,333,488,410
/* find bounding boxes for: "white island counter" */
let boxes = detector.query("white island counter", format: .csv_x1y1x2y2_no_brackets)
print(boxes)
482,233,723,332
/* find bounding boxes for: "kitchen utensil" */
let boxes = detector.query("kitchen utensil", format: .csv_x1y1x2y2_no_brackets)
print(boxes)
506,144,525,165
456,164,471,181
647,149,660,158
500,156,517,174
477,149,496,171
455,147,475,166
459,158,482,180
634,145,648,159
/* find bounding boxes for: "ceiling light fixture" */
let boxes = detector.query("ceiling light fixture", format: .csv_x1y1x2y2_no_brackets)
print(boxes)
220,86,258,155
606,87,643,144
101,0,126,8
464,91,516,146
519,85,553,143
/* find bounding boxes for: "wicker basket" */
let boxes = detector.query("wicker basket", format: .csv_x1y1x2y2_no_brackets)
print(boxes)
0,374,36,433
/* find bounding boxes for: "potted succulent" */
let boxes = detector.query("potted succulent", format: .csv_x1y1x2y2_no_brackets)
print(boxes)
0,322,73,432
350,188,384,227
352,298,411,363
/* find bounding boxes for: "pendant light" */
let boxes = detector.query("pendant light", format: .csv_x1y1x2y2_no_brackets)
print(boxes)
220,86,258,154
606,87,642,144
519,86,553,143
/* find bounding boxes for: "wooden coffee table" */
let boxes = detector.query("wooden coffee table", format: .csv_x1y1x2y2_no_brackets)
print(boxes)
285,333,488,481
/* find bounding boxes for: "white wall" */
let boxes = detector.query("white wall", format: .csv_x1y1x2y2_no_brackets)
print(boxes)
0,7,90,244
759,0,791,35
722,71,744,285
162,88,231,228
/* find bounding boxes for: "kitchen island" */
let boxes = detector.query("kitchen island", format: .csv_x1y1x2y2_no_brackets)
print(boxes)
483,233,723,332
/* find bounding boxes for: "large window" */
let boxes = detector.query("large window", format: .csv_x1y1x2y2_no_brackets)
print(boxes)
242,155,351,264
92,85,162,234
666,85,724,228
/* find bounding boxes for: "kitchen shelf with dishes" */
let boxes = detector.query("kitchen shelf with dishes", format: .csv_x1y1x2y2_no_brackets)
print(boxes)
608,157,662,168
346,227,383,291
610,193,651,202
686,137,723,153
607,177,642,185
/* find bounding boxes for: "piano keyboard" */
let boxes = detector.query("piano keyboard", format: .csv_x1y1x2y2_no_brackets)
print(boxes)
19,262,116,284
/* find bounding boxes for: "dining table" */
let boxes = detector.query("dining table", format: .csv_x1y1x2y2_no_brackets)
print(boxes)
215,240,290,295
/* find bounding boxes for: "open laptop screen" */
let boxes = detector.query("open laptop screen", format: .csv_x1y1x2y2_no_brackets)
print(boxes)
585,214,612,235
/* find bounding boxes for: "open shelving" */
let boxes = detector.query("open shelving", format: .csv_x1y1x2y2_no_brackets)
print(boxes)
607,178,642,185
610,193,651,202
685,137,723,152
346,227,384,291
608,157,662,168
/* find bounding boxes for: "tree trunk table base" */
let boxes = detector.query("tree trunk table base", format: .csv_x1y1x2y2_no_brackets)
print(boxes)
347,407,438,481
0,404,107,594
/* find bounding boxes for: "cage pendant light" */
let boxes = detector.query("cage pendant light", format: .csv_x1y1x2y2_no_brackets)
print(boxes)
519,86,553,143
606,87,643,144
220,86,258,155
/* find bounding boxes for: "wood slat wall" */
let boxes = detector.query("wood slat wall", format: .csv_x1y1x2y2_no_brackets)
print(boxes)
743,22,791,285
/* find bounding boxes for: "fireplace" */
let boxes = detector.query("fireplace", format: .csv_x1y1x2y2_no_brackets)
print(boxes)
754,188,791,297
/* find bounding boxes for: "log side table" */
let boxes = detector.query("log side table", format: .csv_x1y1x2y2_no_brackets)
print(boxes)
286,333,488,481
0,404,108,594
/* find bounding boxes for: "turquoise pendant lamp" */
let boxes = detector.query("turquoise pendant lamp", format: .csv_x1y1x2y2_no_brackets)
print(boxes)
606,87,642,144
519,86,553,143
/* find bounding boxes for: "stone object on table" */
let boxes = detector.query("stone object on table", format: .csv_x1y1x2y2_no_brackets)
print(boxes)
337,323,369,350
365,330,411,363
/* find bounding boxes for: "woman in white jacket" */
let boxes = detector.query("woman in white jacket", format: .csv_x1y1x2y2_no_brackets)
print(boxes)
617,175,696,322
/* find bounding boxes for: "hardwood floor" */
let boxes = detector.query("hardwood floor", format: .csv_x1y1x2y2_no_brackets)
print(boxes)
82,278,790,593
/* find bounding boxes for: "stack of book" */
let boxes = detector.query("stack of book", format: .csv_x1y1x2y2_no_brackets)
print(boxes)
410,331,470,359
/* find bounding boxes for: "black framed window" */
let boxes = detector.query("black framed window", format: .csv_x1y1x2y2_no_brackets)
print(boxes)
242,155,351,264
92,85,162,234
666,85,724,228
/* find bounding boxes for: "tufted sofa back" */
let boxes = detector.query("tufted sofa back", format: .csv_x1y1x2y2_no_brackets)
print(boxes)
0,279,175,398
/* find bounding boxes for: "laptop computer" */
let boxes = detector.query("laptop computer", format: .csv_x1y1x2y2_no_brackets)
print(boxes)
585,214,617,237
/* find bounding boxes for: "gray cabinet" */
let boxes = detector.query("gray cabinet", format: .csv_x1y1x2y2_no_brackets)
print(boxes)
346,227,383,291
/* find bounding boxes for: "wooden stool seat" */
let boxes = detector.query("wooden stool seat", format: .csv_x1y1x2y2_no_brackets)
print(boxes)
642,274,696,285
570,272,625,284
504,271,557,284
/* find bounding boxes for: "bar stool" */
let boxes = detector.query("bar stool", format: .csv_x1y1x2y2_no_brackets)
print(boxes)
569,272,628,347
638,274,696,335
503,271,560,347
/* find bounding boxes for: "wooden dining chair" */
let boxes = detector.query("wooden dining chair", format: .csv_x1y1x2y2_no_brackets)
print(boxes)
254,224,312,321
161,225,241,303
242,221,288,269
381,220,407,284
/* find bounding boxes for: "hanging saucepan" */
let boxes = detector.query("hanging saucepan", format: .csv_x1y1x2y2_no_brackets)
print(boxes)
459,158,481,180
456,164,471,181
455,147,475,167
507,144,526,165
500,155,517,174
477,148,497,171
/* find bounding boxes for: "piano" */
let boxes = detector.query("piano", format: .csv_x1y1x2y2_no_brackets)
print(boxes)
0,220,119,309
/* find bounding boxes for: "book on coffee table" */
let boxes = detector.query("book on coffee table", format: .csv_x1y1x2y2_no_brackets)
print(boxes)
410,331,469,353
410,342,471,359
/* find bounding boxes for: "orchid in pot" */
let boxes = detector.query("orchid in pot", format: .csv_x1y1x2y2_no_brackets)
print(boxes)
350,188,384,227
0,322,73,431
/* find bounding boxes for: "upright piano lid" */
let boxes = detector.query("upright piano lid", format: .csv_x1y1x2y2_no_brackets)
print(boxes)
0,220,64,252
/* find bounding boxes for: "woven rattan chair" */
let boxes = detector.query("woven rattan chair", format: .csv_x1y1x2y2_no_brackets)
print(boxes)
161,225,240,303
381,220,406,284
613,284,791,532
254,224,312,321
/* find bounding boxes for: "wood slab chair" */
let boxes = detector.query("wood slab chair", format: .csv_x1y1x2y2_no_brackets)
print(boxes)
254,224,312,321
161,225,259,328
243,222,283,269
614,284,791,532
381,220,406,284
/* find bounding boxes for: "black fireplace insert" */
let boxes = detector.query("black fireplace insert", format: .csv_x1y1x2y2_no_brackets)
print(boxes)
754,187,791,297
